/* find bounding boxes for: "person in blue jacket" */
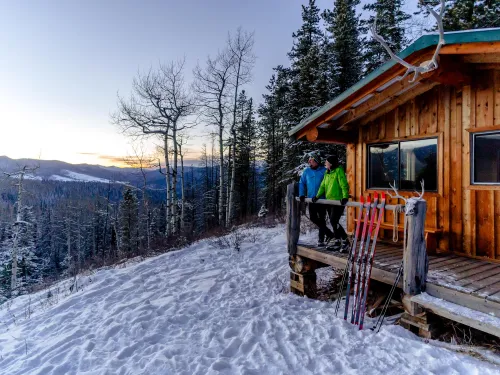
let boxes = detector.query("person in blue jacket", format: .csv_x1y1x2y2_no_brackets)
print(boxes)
299,153,334,247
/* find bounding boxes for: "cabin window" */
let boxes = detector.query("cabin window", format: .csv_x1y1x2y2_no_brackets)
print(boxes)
367,138,438,191
472,131,500,184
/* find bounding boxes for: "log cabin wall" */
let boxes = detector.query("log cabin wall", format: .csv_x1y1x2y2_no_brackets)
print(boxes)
346,68,500,261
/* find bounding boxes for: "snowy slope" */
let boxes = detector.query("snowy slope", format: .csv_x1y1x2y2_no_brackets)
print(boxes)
0,226,499,375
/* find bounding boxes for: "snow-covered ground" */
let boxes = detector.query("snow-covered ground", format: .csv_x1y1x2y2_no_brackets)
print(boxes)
1,225,499,375
47,170,128,184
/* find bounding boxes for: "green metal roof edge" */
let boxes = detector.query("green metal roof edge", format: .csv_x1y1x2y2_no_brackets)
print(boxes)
288,28,500,137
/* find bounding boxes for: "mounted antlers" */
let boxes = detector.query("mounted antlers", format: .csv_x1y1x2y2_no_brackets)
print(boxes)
370,0,446,83
387,180,425,216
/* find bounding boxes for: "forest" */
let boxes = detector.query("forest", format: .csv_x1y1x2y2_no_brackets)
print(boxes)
1,0,498,301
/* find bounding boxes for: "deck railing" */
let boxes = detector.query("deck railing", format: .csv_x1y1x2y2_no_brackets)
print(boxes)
286,182,429,297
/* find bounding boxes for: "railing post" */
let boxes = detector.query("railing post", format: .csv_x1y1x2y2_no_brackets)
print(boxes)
286,182,301,255
403,200,429,296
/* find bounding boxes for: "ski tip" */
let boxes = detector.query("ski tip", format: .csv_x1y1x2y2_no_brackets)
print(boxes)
366,196,371,203
381,192,386,200
360,196,364,203
374,191,378,199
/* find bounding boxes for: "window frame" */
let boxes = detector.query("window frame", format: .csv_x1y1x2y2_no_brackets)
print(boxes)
471,130,500,186
366,137,439,192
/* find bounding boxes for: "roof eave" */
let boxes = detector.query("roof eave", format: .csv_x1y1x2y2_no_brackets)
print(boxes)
288,28,500,138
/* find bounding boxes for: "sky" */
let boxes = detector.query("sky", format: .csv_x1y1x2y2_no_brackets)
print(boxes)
0,0,419,167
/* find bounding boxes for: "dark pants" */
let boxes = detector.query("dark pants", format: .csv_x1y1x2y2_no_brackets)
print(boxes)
327,206,348,240
308,203,334,242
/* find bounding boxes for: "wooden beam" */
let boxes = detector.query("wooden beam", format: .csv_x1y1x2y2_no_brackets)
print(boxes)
462,53,500,64
286,183,301,255
305,127,357,144
338,60,469,130
336,76,419,129
403,200,428,296
296,246,402,287
440,42,500,55
474,63,500,70
411,293,500,338
294,50,436,140
359,81,440,127
425,282,500,319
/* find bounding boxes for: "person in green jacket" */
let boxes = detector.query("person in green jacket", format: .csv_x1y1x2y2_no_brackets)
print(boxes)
312,155,350,251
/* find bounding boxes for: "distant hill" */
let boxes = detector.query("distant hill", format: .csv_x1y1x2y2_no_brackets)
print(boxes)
0,156,203,188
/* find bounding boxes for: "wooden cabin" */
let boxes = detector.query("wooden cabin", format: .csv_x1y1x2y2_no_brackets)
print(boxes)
287,28,500,338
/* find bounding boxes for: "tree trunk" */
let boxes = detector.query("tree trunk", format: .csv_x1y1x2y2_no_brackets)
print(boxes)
227,52,243,226
164,134,171,236
172,126,178,234
66,216,72,276
286,182,301,255
179,142,186,234
218,126,225,226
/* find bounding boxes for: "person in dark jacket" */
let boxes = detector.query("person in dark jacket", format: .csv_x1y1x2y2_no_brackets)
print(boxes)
299,153,334,247
312,154,350,251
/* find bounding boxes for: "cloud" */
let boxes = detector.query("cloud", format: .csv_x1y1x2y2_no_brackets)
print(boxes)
78,152,99,156
97,155,128,165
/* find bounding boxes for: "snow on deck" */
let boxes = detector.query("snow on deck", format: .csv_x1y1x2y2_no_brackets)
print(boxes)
0,226,499,375
412,293,500,336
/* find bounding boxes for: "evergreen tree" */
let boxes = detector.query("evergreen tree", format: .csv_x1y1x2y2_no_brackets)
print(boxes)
288,0,327,121
323,0,363,94
17,205,40,292
361,0,411,74
118,188,139,257
418,0,500,31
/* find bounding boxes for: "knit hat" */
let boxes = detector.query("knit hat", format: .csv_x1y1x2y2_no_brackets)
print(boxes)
326,155,338,168
308,152,321,165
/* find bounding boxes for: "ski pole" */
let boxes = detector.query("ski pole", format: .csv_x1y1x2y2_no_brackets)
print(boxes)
373,259,403,333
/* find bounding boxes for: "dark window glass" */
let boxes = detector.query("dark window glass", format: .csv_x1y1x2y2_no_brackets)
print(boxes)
400,139,437,191
368,143,398,189
473,132,500,183
367,138,438,191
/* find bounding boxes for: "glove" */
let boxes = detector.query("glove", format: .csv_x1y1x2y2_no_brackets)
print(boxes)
311,196,319,203
341,198,348,206
299,196,305,203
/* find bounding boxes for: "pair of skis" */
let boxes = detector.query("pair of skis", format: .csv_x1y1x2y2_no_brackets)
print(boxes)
335,192,386,330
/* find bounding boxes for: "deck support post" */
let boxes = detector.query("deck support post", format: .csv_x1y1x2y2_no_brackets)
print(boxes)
402,200,429,332
403,200,429,296
286,182,301,256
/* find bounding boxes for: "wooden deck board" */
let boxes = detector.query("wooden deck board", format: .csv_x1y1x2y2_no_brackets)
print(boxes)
295,242,500,317
475,281,500,297
454,267,500,287
376,256,404,269
428,255,459,265
444,263,499,279
373,251,402,262
467,274,500,292
430,257,471,271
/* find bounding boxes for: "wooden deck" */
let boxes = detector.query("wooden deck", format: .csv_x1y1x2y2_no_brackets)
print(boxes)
297,241,500,317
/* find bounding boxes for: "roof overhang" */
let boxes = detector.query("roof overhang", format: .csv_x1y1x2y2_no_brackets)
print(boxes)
289,28,500,143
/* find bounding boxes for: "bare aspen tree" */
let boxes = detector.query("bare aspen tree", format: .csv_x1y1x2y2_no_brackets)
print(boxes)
193,50,233,226
3,165,39,294
113,59,195,236
227,28,255,227
176,135,189,234
157,60,196,234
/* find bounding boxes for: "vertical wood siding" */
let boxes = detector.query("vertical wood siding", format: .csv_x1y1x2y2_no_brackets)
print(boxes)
346,70,500,261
